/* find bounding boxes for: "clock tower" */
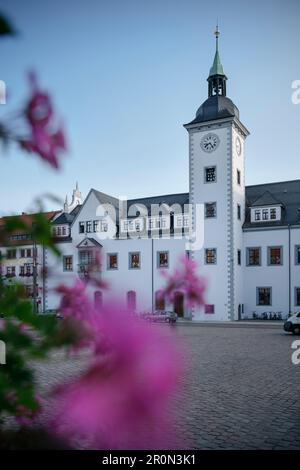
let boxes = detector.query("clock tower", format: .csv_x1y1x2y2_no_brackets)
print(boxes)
184,27,250,321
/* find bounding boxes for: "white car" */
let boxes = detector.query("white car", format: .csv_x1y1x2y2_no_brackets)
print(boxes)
284,312,300,335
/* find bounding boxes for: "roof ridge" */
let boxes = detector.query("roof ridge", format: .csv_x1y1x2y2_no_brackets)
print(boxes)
246,179,300,188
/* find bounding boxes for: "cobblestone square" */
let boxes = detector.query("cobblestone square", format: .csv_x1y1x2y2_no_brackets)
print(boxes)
32,323,300,450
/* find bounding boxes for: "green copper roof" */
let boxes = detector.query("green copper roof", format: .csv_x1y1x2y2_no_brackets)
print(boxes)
209,49,225,77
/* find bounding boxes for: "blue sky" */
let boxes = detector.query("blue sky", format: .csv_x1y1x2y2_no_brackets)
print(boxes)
0,0,299,215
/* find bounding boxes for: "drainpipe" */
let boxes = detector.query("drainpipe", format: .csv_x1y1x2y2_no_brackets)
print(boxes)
151,238,154,313
288,224,291,314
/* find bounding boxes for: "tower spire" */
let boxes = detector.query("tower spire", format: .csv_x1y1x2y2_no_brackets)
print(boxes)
207,24,227,97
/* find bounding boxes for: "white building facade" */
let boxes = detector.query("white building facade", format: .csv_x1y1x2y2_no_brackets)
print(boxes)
1,33,300,321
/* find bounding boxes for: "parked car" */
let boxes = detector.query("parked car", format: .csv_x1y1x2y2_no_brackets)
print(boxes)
284,312,300,334
141,310,177,324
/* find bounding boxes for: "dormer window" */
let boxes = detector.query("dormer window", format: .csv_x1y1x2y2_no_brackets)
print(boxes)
250,206,281,223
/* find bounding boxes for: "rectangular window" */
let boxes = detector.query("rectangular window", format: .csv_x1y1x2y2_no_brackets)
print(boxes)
157,251,169,268
107,253,118,270
86,221,92,233
205,248,217,265
262,209,269,220
257,287,272,306
237,249,241,266
254,210,261,221
295,288,300,306
79,222,85,234
247,247,261,266
129,252,141,269
295,246,300,265
268,246,282,265
26,248,32,258
100,221,108,232
237,169,241,185
93,220,99,232
205,304,215,314
63,255,73,272
270,208,277,220
20,249,25,258
62,226,66,236
205,166,216,183
7,249,16,259
6,266,16,277
205,202,217,218
237,204,241,220
19,265,25,276
25,263,32,275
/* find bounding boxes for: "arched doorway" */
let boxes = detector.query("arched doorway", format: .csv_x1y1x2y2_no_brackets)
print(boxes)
94,291,103,310
127,290,136,311
155,290,165,311
174,291,184,317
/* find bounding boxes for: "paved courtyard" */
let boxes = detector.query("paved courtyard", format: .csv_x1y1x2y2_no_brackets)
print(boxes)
32,323,300,450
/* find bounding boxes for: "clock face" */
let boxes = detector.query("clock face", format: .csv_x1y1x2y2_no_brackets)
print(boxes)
200,133,220,153
236,136,242,156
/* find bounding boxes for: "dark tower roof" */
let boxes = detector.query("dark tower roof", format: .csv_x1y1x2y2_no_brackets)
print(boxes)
185,26,240,126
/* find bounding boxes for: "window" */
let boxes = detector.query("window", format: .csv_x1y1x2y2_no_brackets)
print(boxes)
237,249,241,266
205,248,217,265
20,249,25,258
6,266,16,277
295,246,300,265
127,290,136,310
129,252,140,269
157,251,169,268
26,249,32,258
79,250,94,267
205,202,217,218
268,246,282,266
62,226,66,236
79,222,85,234
295,288,300,306
270,208,277,220
93,220,99,232
205,166,216,183
100,221,108,232
237,169,241,185
107,253,118,270
262,209,269,220
63,255,73,271
57,227,61,236
247,247,261,266
205,304,215,314
237,204,241,220
7,249,16,259
19,265,25,276
86,221,92,233
254,210,261,221
257,287,272,306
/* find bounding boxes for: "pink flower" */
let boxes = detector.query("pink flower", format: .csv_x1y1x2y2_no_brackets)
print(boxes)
50,303,182,449
159,255,206,308
20,72,67,169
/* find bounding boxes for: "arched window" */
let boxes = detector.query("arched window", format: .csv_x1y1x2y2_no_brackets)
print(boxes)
173,291,184,317
155,290,165,311
127,290,136,311
94,291,103,310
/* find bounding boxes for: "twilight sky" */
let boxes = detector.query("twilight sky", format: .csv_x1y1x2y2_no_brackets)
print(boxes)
0,0,299,215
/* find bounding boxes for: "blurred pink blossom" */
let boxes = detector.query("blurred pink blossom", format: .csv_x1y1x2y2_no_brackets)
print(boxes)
159,255,206,308
50,303,182,449
19,72,67,169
